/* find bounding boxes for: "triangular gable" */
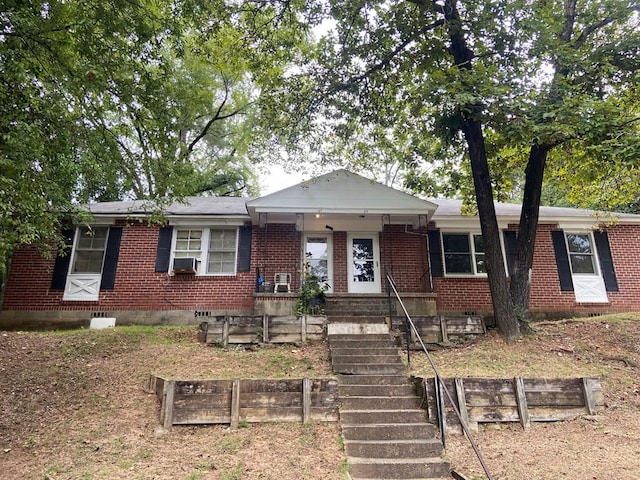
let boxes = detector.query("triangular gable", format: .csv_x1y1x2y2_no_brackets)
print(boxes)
247,169,437,218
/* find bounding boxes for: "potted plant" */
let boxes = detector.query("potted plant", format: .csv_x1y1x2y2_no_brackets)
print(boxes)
296,255,329,315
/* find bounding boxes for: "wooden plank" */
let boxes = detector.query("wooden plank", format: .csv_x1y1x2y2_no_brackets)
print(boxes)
173,394,232,409
303,377,311,423
528,406,588,422
240,379,302,393
268,324,305,334
222,318,229,347
467,406,520,423
582,377,597,414
263,314,269,343
227,335,258,344
242,407,303,423
522,377,582,391
239,392,304,407
269,333,306,343
462,378,516,393
464,391,518,407
435,378,446,447
172,410,231,424
231,379,240,429
309,407,339,422
305,316,326,325
162,380,175,429
440,316,449,343
174,380,234,394
301,314,307,343
514,377,530,429
525,390,586,407
454,378,474,430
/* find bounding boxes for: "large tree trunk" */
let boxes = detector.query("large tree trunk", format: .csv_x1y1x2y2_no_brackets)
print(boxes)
464,121,520,341
510,143,550,327
439,0,520,341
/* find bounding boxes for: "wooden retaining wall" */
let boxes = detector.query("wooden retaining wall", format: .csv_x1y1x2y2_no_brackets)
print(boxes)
198,315,326,345
413,376,604,433
149,376,339,429
392,315,486,345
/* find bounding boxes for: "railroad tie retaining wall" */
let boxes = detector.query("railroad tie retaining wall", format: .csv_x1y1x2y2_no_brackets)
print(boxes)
149,376,339,429
198,315,326,345
413,376,604,433
392,315,486,345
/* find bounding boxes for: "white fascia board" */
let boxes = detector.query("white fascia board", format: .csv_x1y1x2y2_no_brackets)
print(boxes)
83,214,127,225
432,217,512,230
90,214,249,227
168,215,248,227
250,206,431,215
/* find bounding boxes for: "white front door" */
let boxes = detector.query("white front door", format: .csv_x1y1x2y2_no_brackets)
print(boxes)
304,234,333,293
348,234,381,293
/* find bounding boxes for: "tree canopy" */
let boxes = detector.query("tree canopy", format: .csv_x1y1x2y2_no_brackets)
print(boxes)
0,0,316,291
263,0,640,340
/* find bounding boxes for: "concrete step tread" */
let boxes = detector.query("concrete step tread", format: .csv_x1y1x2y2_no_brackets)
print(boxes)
344,439,441,445
337,375,410,385
348,457,445,465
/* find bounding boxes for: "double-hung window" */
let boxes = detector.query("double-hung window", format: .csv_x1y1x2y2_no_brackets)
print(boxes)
565,233,596,274
442,232,486,275
173,228,238,275
72,226,109,273
207,229,237,274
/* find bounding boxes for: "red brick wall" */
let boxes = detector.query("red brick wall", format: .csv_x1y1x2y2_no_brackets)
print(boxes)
2,221,256,313
381,225,430,292
253,224,303,289
4,219,639,320
332,232,347,293
434,223,640,317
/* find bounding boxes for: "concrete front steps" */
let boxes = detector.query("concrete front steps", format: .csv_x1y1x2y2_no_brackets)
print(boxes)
329,331,450,479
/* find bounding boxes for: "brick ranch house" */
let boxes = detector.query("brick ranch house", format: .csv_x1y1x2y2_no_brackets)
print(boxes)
2,169,640,329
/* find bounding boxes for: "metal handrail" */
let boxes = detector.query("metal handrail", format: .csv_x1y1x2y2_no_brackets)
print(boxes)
386,274,495,480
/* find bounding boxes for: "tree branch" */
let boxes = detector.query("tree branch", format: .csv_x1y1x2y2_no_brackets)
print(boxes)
333,18,445,90
573,4,639,49
186,73,250,154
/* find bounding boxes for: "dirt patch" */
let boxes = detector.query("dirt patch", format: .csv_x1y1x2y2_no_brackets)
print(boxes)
1,315,639,479
0,327,344,479
410,314,640,479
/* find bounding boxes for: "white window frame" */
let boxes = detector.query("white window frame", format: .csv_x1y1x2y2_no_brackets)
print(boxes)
63,225,110,301
441,231,487,277
564,232,599,276
171,227,239,276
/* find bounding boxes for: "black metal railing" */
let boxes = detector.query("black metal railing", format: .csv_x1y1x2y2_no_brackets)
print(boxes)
386,273,495,480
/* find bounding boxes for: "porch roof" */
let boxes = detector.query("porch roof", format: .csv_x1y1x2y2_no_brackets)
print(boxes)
247,169,438,230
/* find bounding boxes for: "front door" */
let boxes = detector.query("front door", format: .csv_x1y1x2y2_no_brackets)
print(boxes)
348,233,381,293
304,234,333,293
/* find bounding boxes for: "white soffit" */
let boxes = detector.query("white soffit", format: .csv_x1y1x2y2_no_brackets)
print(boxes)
246,169,438,220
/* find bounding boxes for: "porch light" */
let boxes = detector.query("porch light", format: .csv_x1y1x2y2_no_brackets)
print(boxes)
314,214,320,218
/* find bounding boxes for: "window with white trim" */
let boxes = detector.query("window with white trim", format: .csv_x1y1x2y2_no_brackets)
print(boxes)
71,226,109,273
173,228,238,275
207,229,237,274
442,232,486,275
565,233,596,274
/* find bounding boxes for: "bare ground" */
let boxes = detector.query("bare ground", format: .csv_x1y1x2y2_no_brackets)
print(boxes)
410,313,640,480
1,314,639,480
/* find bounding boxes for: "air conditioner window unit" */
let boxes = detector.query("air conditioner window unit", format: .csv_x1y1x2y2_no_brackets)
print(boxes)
173,257,197,274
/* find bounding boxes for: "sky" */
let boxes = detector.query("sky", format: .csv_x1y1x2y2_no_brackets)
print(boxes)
258,164,324,195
